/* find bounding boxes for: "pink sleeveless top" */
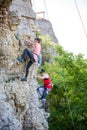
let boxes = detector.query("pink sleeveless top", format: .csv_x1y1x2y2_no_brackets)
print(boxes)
33,43,41,61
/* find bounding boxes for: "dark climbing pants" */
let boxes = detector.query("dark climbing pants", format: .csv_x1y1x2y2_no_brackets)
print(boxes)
22,48,35,78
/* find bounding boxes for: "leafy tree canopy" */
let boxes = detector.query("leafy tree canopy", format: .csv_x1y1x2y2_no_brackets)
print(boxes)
37,30,87,130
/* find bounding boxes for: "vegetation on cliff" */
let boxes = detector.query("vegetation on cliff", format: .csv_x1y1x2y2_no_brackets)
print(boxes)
38,34,87,130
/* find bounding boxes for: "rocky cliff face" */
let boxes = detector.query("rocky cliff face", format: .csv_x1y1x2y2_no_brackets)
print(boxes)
36,18,58,43
0,0,49,129
0,0,12,7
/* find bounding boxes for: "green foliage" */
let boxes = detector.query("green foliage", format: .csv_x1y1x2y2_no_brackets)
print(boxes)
43,45,87,130
36,30,87,129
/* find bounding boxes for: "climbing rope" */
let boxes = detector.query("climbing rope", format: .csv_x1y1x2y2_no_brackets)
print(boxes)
74,0,87,37
43,0,49,20
32,0,36,12
32,0,49,20
61,67,75,130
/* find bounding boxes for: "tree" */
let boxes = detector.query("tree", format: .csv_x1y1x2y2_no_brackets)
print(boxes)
43,45,87,130
36,30,87,129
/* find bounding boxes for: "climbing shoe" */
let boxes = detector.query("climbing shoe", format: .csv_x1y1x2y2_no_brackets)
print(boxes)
39,97,42,100
17,57,24,63
21,77,27,81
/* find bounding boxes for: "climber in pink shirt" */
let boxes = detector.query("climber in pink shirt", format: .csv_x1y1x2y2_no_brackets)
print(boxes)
33,39,41,62
17,38,42,81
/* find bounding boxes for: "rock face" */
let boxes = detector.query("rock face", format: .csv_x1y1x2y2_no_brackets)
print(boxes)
0,77,49,130
0,0,49,129
0,0,12,7
36,18,58,43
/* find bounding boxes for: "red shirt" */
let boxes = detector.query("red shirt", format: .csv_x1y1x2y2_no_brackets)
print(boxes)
43,78,53,89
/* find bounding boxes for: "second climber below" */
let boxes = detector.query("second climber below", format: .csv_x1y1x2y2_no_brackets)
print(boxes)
17,37,42,81
37,69,53,109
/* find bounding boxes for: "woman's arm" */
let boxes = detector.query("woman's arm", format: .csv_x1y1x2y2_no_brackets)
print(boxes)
24,40,34,47
37,73,49,80
37,75,45,80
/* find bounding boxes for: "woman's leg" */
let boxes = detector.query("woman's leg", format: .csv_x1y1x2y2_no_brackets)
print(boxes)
22,48,34,60
42,88,48,99
19,48,35,81
21,59,35,81
37,87,48,109
37,86,44,96
17,48,34,62
25,60,34,78
40,88,49,109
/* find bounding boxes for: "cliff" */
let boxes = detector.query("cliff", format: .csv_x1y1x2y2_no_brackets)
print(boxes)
36,18,58,43
0,0,49,129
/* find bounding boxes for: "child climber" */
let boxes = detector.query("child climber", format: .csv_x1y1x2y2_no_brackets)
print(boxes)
17,38,42,81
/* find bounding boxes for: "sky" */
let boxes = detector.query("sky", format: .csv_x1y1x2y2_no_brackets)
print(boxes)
32,0,87,58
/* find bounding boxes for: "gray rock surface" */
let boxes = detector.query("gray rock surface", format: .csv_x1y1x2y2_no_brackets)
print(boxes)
0,0,57,129
0,101,22,130
0,77,49,130
36,18,58,43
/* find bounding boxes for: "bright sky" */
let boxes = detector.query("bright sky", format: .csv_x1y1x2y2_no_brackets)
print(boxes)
32,0,87,58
